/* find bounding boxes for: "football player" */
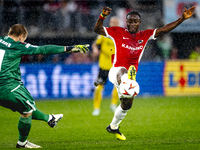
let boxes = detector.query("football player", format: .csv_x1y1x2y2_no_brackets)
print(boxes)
0,24,89,148
94,6,195,140
92,16,120,116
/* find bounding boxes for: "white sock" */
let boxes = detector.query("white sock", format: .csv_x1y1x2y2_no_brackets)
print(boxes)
110,105,128,129
48,115,52,122
17,140,27,146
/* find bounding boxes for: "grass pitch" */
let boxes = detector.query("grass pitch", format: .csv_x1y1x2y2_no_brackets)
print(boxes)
0,96,200,149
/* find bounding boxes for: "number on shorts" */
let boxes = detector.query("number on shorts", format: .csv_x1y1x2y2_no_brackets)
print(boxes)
0,49,5,71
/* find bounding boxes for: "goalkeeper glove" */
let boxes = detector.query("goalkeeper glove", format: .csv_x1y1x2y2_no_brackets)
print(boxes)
71,44,90,54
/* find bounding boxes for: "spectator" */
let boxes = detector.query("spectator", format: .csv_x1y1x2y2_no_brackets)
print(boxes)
2,0,19,31
35,54,46,63
60,0,78,30
64,52,92,64
189,45,200,60
170,46,179,60
156,34,172,60
51,54,61,64
41,0,62,31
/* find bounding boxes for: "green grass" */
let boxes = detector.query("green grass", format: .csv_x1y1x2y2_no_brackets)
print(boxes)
1,96,200,149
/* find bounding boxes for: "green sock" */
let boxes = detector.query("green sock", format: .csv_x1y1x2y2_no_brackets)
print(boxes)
18,115,32,142
32,109,49,122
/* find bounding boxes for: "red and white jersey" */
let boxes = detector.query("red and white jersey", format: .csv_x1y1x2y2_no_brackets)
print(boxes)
103,26,156,71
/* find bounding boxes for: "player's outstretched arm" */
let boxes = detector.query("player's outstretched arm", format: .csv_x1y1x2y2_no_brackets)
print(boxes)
94,6,112,36
66,44,90,53
33,44,89,55
155,6,195,37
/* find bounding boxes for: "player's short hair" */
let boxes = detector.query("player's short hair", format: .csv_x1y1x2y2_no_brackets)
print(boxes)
8,24,28,39
126,10,141,19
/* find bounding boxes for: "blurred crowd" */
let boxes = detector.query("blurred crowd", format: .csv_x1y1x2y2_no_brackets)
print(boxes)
1,0,200,64
2,0,131,35
20,51,95,64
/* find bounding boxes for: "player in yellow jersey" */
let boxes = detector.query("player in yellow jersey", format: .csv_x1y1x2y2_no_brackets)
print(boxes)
92,16,120,116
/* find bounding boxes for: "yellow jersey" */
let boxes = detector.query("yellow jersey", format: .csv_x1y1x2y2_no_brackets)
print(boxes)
96,35,115,70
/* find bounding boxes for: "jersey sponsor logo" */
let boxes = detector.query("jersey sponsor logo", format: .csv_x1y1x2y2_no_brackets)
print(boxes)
0,39,11,47
123,37,129,39
122,44,143,51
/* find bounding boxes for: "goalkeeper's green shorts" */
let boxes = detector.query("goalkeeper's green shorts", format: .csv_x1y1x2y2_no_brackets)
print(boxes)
0,84,36,114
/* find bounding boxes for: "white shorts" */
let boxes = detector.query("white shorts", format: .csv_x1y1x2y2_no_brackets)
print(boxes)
108,67,126,98
108,66,140,98
108,67,126,85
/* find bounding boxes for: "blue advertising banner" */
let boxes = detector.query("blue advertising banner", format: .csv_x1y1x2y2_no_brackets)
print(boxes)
20,64,99,99
164,0,200,32
20,63,165,99
137,62,164,96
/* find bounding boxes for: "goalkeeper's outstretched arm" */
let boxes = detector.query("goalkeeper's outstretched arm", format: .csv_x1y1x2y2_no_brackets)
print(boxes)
33,44,89,55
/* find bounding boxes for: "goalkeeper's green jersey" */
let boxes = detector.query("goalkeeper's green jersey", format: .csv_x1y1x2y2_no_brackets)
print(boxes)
0,36,65,90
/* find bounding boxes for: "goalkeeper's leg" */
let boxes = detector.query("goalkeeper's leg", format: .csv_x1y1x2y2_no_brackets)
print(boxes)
32,109,63,128
32,109,49,121
17,113,41,148
17,114,32,146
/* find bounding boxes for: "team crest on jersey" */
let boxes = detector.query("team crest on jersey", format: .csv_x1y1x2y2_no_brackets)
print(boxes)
138,40,143,44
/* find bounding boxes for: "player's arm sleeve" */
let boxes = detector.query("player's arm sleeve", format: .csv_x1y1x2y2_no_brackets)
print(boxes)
103,27,118,39
24,45,65,55
35,45,65,55
145,29,157,40
103,27,109,37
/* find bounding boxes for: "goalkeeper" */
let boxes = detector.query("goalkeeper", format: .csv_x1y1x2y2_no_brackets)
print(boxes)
0,24,89,148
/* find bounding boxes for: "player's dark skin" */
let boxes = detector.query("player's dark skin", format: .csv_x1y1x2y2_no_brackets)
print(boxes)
94,6,195,110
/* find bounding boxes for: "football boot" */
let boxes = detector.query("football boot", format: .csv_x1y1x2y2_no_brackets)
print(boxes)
94,78,104,87
128,65,137,81
106,125,126,140
16,141,41,148
48,114,63,128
